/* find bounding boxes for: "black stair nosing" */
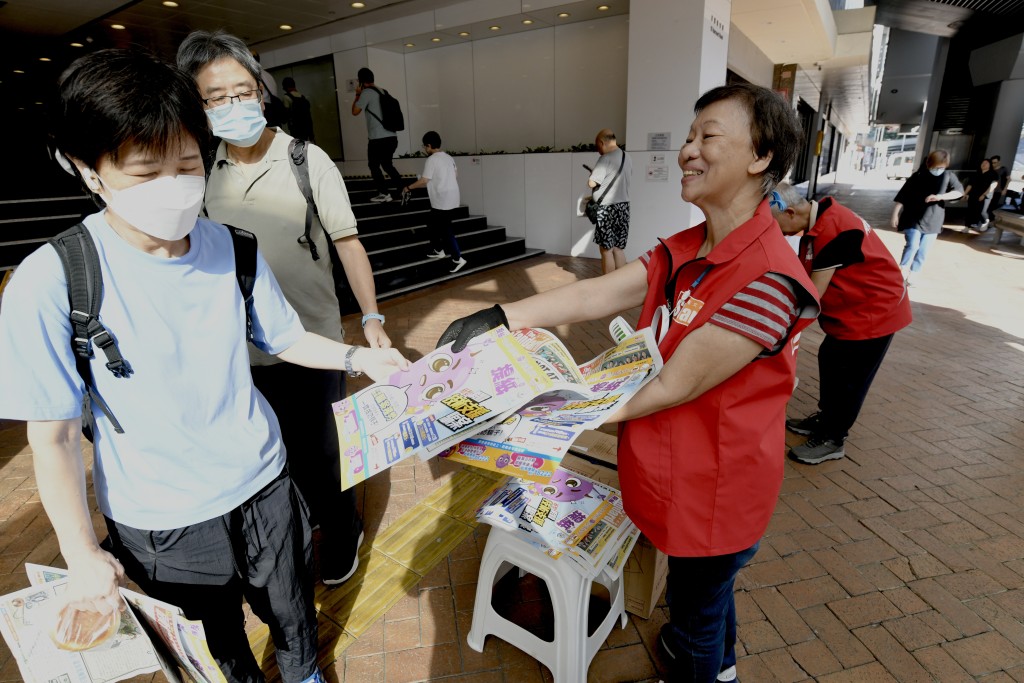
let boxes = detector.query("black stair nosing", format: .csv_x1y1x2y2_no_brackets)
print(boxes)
373,237,526,276
0,196,90,206
377,249,545,300
360,216,486,239
0,214,83,225
367,226,506,257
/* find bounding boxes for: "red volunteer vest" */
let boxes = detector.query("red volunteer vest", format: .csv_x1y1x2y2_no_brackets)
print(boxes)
619,200,819,557
802,198,912,340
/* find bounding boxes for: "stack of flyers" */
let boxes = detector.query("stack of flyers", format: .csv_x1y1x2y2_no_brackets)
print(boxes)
475,468,640,579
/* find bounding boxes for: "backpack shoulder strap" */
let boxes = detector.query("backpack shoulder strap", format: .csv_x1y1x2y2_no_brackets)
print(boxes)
49,223,129,437
226,225,258,343
363,86,386,125
288,138,322,261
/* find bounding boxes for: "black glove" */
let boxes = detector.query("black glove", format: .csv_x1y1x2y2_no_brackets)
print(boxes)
437,304,509,352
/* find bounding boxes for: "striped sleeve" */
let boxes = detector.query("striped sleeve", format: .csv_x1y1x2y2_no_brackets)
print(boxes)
639,246,657,269
710,272,799,351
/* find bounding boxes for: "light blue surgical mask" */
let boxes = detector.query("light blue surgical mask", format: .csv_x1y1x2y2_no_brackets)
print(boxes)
205,99,266,147
929,167,946,176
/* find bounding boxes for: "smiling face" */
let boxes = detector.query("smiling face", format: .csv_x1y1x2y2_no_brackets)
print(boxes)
529,472,594,502
678,98,769,211
391,347,475,407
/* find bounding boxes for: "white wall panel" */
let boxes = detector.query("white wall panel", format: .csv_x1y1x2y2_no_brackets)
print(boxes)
570,152,601,258
524,153,573,255
473,30,555,153
482,155,526,238
727,25,773,87
335,48,370,162
454,157,484,215
553,16,628,150
330,28,367,53
404,42,477,154
435,0,521,29
364,12,435,44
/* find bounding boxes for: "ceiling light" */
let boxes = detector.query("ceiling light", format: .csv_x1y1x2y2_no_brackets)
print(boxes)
459,31,470,36
597,5,610,10
279,24,293,30
405,42,415,47
432,37,442,42
489,25,501,30
523,19,534,25
13,70,24,74
35,102,43,105
162,1,179,6
351,1,365,7
557,12,570,18
39,57,51,62
111,24,126,29
70,42,84,47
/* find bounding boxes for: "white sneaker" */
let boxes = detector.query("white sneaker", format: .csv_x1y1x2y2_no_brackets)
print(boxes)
370,193,392,203
450,257,467,273
426,250,447,259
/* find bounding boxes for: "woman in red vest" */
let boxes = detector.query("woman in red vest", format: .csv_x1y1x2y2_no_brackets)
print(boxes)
439,84,820,682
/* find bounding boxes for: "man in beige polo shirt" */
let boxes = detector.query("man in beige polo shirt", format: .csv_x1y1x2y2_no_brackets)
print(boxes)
178,30,391,587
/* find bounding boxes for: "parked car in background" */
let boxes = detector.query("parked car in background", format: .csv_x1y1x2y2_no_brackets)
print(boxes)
886,151,916,179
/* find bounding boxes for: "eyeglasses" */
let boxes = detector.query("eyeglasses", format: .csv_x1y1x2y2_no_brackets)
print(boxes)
202,89,262,108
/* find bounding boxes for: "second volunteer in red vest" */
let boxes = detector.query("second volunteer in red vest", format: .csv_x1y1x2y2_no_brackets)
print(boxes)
769,182,912,465
437,84,820,683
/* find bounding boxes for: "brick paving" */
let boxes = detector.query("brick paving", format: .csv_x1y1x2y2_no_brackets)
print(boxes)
1,182,1024,682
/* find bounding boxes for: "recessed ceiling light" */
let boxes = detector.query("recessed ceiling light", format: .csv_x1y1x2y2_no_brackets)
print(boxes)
39,57,51,62
351,1,365,7
404,42,415,47
13,70,25,74
431,37,442,42
489,25,501,30
279,24,293,30
162,1,179,6
70,42,84,47
522,19,533,24
597,5,610,10
458,31,470,36
111,24,126,29
557,12,570,18
35,102,43,105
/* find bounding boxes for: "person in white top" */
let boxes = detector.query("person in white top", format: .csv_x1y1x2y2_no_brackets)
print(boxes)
403,131,466,273
588,128,632,274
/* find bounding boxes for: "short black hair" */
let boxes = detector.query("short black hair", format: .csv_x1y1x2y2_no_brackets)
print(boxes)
991,155,1001,162
177,30,262,85
282,76,295,90
53,49,210,171
694,83,801,194
358,67,374,84
422,130,442,148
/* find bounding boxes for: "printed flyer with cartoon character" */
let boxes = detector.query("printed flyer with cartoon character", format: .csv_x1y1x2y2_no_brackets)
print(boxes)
333,327,554,490
442,326,662,484
475,468,639,578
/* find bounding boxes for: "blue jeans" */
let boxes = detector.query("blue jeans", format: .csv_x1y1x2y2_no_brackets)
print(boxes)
899,228,937,273
662,543,759,682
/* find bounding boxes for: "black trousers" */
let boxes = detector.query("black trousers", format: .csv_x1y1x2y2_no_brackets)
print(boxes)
367,136,402,197
251,364,360,563
105,469,316,683
428,208,462,259
817,333,895,442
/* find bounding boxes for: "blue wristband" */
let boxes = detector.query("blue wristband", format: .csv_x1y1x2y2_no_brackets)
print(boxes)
362,313,386,327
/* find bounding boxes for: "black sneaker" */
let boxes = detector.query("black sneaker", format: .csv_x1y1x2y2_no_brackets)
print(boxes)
788,437,845,465
322,530,365,586
785,412,823,436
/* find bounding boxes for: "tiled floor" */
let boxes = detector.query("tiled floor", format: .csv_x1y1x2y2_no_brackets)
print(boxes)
2,175,1024,682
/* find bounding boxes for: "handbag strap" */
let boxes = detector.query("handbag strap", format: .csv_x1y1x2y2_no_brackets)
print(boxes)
595,150,627,206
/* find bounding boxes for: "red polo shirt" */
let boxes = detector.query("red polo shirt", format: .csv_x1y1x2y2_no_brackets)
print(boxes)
802,198,912,340
619,200,819,557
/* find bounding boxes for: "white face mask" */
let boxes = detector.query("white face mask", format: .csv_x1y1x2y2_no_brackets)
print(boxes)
929,167,946,176
205,99,267,147
90,173,206,241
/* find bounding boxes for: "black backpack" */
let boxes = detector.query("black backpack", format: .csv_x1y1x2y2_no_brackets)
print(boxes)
365,86,405,133
49,223,258,440
263,89,287,129
284,92,314,141
287,138,358,315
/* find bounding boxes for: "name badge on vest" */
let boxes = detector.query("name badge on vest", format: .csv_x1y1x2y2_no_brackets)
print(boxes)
672,290,705,326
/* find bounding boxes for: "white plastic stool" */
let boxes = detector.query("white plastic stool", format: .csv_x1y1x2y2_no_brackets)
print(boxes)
467,526,628,682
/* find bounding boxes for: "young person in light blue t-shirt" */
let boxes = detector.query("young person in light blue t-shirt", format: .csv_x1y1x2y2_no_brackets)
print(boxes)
0,49,408,683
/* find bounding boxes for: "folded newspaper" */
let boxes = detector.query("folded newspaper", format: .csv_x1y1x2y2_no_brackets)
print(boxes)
475,468,640,579
333,321,661,489
0,564,225,683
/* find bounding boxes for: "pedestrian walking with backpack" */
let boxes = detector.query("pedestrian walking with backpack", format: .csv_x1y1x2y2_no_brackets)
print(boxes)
177,30,393,593
351,67,405,203
282,76,315,142
0,48,408,683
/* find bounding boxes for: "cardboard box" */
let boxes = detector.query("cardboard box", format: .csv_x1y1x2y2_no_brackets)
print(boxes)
564,430,668,619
